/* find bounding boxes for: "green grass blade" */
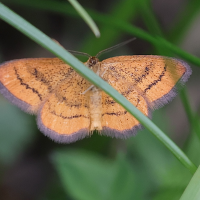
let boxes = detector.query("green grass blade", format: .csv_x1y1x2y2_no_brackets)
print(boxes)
180,89,200,141
136,0,162,36
0,3,197,174
180,166,200,200
133,3,200,199
68,0,100,37
169,0,200,43
134,0,198,147
81,0,138,54
113,22,200,66
4,0,200,66
134,0,170,56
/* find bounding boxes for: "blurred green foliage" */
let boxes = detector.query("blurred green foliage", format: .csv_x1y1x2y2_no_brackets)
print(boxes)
0,0,200,199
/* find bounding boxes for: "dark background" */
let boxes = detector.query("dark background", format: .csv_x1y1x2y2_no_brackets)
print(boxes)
0,0,200,199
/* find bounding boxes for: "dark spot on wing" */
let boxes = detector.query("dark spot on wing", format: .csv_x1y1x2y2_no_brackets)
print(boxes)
144,65,167,93
30,67,74,91
14,67,43,101
51,110,89,119
102,110,127,116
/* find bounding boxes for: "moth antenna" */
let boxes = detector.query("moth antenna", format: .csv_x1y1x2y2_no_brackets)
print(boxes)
68,50,91,58
95,38,136,58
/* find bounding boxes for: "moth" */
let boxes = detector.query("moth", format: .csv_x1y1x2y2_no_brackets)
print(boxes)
0,43,192,143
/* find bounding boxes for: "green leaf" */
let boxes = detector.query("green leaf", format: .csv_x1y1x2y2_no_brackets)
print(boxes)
52,149,139,200
68,0,100,37
0,97,37,165
180,166,200,200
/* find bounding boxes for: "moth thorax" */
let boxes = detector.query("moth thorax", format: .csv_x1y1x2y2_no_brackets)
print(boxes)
89,86,102,131
86,56,100,73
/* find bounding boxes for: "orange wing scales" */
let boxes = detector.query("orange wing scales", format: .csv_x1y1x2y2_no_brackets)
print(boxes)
37,95,90,143
101,55,191,109
0,55,192,143
0,58,73,113
37,73,91,143
101,82,149,139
